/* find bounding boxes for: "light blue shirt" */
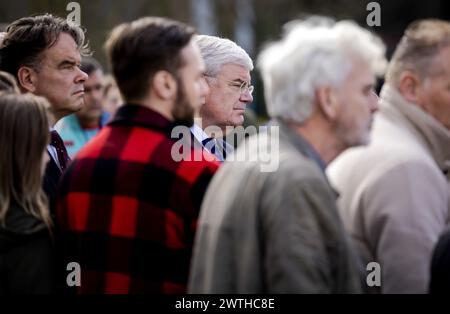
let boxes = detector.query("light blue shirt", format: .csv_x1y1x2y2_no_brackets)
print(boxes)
55,112,110,158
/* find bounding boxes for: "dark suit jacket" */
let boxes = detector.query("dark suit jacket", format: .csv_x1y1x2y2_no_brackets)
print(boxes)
43,153,62,216
0,202,55,294
190,131,233,162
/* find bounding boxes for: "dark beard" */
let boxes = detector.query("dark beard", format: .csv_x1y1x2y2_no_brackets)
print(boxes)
171,76,194,127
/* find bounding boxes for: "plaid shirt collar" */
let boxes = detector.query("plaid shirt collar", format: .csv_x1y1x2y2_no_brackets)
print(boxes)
108,104,174,134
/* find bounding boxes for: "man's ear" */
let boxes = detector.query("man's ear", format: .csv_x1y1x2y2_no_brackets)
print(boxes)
152,70,177,100
398,71,422,104
315,86,339,120
17,66,37,93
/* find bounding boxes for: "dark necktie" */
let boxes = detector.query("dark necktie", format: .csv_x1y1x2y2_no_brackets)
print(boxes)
202,137,216,155
50,130,70,171
202,138,227,161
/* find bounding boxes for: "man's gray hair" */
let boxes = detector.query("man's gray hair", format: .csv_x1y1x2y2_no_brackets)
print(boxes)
257,16,387,124
385,19,450,87
195,35,253,77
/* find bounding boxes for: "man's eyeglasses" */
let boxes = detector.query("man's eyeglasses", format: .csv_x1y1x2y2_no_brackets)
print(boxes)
205,74,254,95
226,80,254,95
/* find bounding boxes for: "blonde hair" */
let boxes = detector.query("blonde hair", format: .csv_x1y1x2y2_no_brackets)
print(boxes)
0,71,19,93
0,93,52,230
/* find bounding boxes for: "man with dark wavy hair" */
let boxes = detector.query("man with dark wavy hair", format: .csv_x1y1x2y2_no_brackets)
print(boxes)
0,14,89,205
55,57,110,158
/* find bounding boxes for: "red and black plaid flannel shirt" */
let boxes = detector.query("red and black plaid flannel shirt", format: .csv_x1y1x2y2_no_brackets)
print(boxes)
56,104,219,294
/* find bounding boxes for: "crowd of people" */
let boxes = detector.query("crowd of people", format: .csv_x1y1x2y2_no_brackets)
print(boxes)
0,12,449,294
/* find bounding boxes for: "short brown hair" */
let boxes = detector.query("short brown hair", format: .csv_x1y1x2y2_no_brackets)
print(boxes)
0,14,90,80
386,19,450,86
104,17,195,101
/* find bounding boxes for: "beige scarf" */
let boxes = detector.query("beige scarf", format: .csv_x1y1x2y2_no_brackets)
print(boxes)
380,84,450,180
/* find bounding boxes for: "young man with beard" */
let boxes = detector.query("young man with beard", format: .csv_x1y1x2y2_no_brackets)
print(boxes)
55,17,219,294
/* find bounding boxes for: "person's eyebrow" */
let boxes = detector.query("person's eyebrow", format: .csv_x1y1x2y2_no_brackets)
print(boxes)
57,59,79,68
231,78,250,85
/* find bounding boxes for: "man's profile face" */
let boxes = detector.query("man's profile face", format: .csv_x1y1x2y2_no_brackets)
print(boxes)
201,63,253,132
415,45,450,130
32,32,88,121
76,69,105,124
172,40,209,126
333,58,378,148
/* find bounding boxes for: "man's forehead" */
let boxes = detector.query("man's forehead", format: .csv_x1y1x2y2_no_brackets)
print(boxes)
348,58,376,79
219,63,251,81
42,33,81,62
426,45,450,78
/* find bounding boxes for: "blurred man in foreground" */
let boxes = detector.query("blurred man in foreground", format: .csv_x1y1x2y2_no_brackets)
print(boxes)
328,19,450,293
189,17,386,293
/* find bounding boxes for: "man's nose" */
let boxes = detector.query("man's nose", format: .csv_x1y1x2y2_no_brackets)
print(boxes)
240,89,253,104
369,90,379,113
76,68,88,84
201,78,210,98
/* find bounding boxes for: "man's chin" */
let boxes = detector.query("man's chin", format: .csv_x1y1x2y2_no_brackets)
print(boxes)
71,99,85,112
234,116,245,127
349,134,371,148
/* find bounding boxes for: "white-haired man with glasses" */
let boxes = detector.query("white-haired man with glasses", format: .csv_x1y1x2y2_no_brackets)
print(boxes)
188,18,386,293
190,35,254,161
